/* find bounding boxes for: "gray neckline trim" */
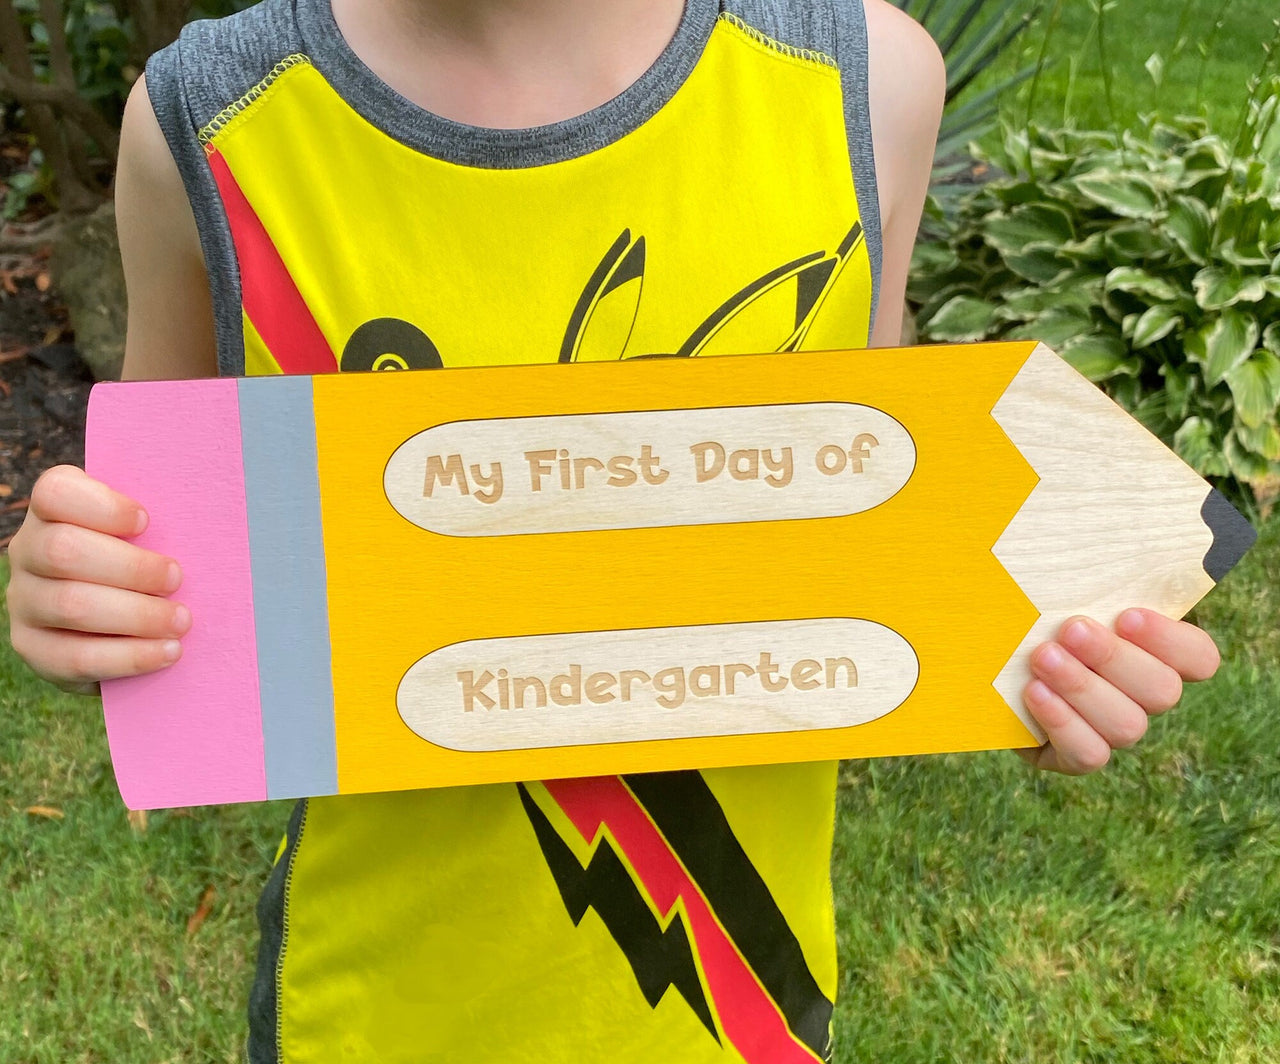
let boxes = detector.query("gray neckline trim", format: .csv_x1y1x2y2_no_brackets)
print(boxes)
294,0,721,168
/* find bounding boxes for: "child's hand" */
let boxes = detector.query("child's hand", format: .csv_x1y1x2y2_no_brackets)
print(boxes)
6,465,191,695
1019,610,1220,774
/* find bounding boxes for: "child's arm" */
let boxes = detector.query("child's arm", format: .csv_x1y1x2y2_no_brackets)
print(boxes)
6,78,212,693
862,0,946,350
860,0,1221,774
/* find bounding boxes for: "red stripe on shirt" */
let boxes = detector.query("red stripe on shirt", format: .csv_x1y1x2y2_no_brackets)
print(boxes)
207,147,337,375
545,775,823,1064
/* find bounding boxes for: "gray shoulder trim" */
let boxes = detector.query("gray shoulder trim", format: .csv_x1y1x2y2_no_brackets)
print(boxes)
722,0,882,334
144,0,303,376
831,0,882,334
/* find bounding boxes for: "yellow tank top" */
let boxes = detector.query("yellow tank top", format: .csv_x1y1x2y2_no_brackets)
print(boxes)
147,1,880,1059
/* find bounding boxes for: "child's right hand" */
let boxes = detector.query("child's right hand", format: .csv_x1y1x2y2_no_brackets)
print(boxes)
6,465,191,695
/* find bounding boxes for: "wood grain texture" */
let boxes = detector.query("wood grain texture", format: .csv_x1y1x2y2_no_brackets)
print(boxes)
86,342,1247,808
383,403,915,536
398,618,918,750
312,345,1037,798
991,343,1216,738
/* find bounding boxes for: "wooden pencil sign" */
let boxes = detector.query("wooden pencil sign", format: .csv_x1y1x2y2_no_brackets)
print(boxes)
85,342,1254,810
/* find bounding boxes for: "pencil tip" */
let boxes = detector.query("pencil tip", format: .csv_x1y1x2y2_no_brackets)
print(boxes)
1201,489,1257,582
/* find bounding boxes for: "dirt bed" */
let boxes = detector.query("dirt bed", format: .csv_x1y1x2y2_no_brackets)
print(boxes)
0,273,90,544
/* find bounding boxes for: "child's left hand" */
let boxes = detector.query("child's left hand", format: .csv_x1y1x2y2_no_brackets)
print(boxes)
1019,609,1220,775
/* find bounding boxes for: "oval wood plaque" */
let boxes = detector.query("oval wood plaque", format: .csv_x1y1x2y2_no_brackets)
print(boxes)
85,342,1255,809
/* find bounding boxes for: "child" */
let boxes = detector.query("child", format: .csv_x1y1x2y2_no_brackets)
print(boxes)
6,0,1220,1059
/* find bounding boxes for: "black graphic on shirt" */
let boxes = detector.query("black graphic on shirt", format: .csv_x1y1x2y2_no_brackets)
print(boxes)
563,221,863,361
624,772,834,1060
338,221,863,371
559,230,647,364
516,781,719,1039
519,773,835,1061
341,317,443,371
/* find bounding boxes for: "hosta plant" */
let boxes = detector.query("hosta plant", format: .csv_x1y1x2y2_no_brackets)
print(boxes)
910,82,1280,512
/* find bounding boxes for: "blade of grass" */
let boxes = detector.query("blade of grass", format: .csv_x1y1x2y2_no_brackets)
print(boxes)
1023,0,1067,164
1096,0,1121,147
1197,0,1238,109
1159,0,1204,106
947,6,1040,101
937,0,999,58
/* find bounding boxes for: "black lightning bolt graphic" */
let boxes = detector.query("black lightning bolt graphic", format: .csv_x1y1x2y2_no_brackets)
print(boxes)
623,772,834,1061
517,783,719,1041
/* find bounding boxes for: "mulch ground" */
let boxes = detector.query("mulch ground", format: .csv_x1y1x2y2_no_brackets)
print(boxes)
0,126,95,546
0,272,88,544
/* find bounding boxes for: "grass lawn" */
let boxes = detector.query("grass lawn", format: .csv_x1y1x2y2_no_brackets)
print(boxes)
4,3,1279,1059
0,578,287,1061
3,517,1279,1061
832,518,1280,1060
973,0,1280,136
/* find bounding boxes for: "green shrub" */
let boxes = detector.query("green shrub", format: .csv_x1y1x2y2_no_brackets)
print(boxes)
911,81,1280,512
0,0,257,215
891,0,1041,180
7,0,256,120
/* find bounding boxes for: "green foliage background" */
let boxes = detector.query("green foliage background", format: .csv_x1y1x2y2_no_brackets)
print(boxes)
3,0,1279,1061
912,96,1280,511
8,0,255,122
981,0,1280,135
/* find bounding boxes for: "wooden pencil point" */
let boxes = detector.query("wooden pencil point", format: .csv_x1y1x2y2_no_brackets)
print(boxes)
85,343,1253,809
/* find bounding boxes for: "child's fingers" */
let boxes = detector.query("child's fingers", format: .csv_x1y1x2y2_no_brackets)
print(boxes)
1058,616,1184,716
28,465,149,538
1116,608,1221,682
1029,640,1150,750
1021,679,1112,775
10,575,191,639
11,626,182,687
14,521,181,596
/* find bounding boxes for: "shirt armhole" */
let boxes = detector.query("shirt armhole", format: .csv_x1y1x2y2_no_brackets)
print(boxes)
830,0,883,334
145,34,246,377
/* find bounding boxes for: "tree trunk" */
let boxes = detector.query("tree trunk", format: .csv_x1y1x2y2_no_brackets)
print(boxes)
128,0,194,57
0,0,106,214
51,201,127,381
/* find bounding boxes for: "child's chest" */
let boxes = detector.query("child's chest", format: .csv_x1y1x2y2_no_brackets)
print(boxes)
207,21,875,375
